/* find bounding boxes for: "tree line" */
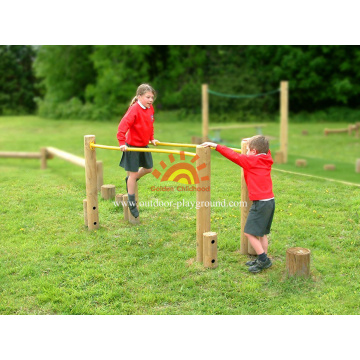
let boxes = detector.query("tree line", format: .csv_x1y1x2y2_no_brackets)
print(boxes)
1,45,360,120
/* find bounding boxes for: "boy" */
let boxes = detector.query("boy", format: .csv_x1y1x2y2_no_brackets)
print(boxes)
201,135,275,273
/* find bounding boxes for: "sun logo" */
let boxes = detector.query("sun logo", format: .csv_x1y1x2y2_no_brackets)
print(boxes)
152,151,209,184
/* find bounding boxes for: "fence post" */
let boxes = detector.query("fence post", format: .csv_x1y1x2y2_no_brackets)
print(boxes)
279,80,289,163
196,145,211,263
84,135,99,230
202,84,209,143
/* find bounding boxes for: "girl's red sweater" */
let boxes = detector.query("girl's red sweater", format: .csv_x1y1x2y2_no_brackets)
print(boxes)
117,103,155,147
216,144,274,201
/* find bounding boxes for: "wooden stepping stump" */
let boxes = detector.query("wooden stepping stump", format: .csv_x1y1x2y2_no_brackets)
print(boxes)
203,232,218,269
295,159,307,167
286,247,311,277
356,159,360,173
324,164,336,171
101,184,116,200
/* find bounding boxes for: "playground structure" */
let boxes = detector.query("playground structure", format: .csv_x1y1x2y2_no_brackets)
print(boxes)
324,123,360,137
200,81,289,164
0,146,104,191
83,135,263,267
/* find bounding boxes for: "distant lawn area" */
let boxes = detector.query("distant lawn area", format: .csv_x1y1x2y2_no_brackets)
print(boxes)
0,114,359,314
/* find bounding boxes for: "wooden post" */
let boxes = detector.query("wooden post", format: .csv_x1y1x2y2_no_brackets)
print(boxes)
324,164,336,171
203,232,218,269
202,84,209,143
279,81,289,164
240,139,255,255
115,194,124,208
40,147,47,169
295,159,307,167
101,184,116,200
84,135,99,230
286,247,311,277
96,161,103,192
123,194,129,221
356,159,360,173
83,199,88,226
196,145,211,263
355,122,360,138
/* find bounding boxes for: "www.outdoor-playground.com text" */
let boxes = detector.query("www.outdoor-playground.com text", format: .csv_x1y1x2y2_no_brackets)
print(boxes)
114,199,248,210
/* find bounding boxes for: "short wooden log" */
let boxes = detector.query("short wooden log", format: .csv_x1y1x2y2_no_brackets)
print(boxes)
275,151,284,164
356,159,360,173
295,159,307,167
101,184,116,200
122,194,129,221
286,247,311,277
302,130,308,135
83,199,88,227
203,232,218,269
115,194,124,208
324,164,336,171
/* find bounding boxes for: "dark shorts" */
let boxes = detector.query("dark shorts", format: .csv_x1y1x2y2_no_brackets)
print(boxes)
119,143,153,172
244,199,275,237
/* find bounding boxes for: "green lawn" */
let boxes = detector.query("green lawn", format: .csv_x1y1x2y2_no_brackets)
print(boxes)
0,114,359,314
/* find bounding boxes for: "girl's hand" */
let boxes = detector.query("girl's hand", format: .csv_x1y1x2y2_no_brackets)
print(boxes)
120,145,128,152
200,142,218,149
151,139,159,146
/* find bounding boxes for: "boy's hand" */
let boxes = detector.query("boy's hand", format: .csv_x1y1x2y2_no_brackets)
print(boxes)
151,139,159,146
200,142,218,149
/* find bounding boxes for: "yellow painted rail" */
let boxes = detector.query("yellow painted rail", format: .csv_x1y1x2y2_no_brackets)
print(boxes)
89,142,197,157
153,141,242,154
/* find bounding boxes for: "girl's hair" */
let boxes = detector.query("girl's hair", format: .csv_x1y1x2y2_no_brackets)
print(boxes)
130,84,157,106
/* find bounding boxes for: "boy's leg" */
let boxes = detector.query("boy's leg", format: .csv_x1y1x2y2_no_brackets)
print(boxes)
244,232,272,273
244,232,264,255
259,235,268,254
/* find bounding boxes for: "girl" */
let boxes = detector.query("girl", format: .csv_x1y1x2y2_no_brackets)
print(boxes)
117,84,159,218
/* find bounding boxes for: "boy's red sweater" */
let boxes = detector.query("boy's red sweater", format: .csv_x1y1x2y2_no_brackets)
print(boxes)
216,144,274,201
117,103,155,146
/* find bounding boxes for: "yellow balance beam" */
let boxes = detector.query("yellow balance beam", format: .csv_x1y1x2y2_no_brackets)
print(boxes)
89,142,197,157
154,141,242,154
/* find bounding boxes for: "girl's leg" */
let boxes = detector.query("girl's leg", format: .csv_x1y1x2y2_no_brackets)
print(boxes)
136,167,153,180
244,232,265,255
127,168,153,194
259,235,268,254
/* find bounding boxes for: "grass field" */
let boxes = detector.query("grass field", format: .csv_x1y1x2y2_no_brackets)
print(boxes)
1,113,360,314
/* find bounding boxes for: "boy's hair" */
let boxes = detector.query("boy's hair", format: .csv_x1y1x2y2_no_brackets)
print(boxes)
248,135,269,154
130,84,157,106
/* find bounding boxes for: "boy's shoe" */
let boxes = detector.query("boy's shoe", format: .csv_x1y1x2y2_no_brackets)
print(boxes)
245,259,257,266
248,258,272,273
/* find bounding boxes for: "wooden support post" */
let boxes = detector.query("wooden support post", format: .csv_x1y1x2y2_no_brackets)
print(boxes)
115,194,124,208
83,199,88,227
279,81,288,164
202,84,209,143
123,194,129,221
203,232,218,269
274,150,284,164
240,139,255,255
40,147,47,169
356,159,360,173
196,145,211,263
286,247,311,277
101,184,116,200
96,161,103,192
355,122,360,138
84,135,99,230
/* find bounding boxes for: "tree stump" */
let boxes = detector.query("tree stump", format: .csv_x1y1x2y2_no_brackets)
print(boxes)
295,159,307,167
122,194,129,221
286,247,311,277
101,184,116,200
324,164,336,171
203,232,218,269
302,130,308,135
356,159,360,173
115,194,124,208
275,151,284,164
